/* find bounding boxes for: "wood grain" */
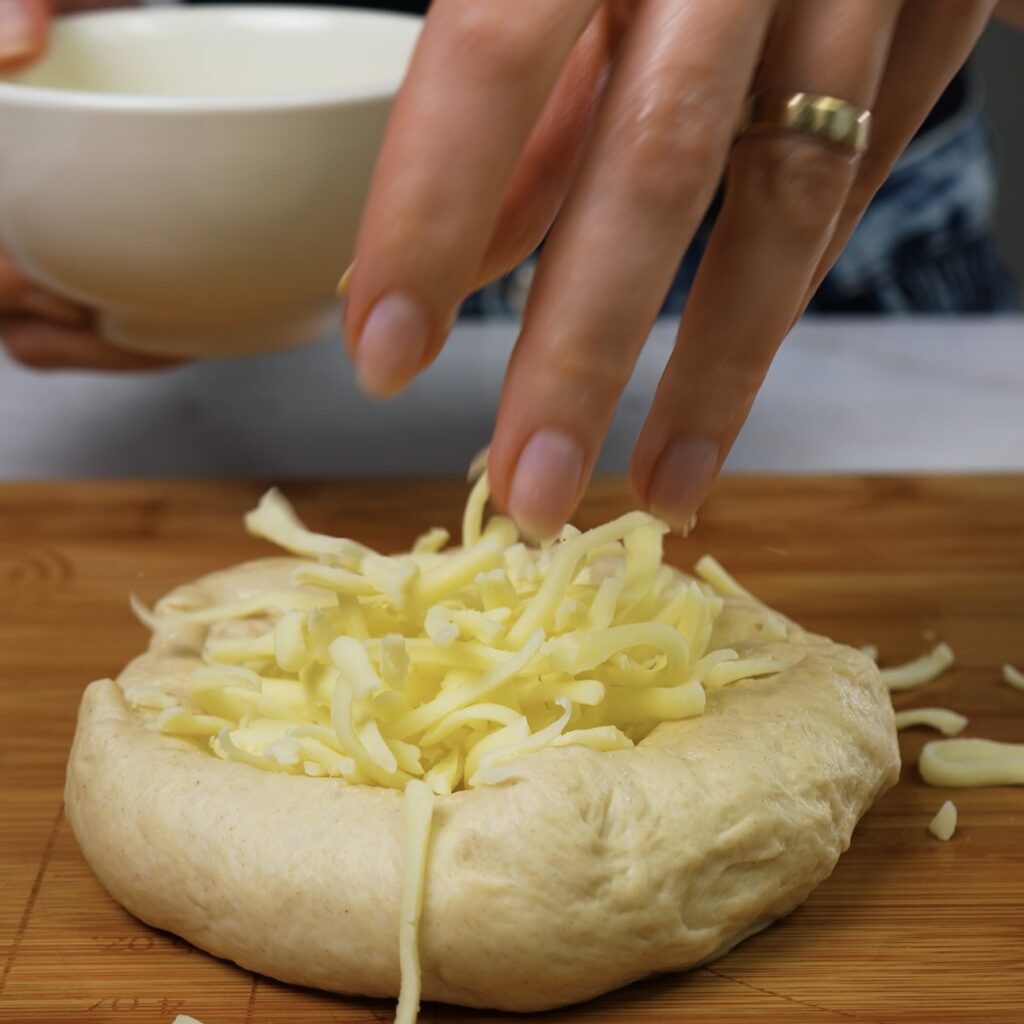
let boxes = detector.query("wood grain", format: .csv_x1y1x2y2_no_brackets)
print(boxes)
1,476,1022,1024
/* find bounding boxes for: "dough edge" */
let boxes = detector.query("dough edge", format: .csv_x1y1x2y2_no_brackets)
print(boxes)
65,558,899,1011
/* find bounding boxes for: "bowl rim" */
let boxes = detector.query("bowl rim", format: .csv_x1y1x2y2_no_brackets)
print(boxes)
0,4,421,114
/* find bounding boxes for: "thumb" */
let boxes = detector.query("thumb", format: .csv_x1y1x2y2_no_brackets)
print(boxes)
0,0,49,70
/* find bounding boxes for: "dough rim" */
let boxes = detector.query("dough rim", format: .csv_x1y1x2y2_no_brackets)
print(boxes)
66,559,900,1012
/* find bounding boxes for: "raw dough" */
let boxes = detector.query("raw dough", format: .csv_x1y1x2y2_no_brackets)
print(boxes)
66,559,898,1011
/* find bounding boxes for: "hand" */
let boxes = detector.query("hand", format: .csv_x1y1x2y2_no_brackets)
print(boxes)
0,0,172,370
0,251,182,370
345,0,999,537
996,1,1024,27
0,0,47,69
0,0,133,67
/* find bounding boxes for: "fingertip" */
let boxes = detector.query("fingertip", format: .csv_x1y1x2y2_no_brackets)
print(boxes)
628,427,664,511
0,0,50,69
506,428,586,541
642,435,720,531
627,459,649,514
1,318,186,372
352,291,431,399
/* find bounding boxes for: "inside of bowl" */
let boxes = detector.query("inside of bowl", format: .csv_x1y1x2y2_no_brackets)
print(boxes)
3,7,420,99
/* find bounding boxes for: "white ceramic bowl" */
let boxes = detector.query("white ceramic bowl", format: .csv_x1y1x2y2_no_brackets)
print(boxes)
0,6,420,357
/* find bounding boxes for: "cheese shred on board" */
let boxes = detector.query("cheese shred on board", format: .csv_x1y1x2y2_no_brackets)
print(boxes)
879,642,955,692
893,707,968,737
920,738,1024,787
928,800,957,841
1003,663,1024,691
130,478,792,1024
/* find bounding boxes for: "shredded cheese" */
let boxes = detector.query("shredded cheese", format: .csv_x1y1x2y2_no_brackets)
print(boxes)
395,780,435,1024
919,738,1024,787
893,707,968,737
879,642,955,692
928,800,958,841
130,592,161,631
123,684,176,711
128,482,799,1024
702,658,791,691
694,554,754,600
1002,663,1024,691
461,471,490,549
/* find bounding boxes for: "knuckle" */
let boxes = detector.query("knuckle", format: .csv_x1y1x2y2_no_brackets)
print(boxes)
609,0,641,29
709,357,771,399
739,138,855,244
940,0,990,21
542,342,631,412
615,84,725,209
445,3,545,81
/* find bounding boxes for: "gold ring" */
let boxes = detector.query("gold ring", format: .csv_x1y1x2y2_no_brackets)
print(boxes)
742,91,872,155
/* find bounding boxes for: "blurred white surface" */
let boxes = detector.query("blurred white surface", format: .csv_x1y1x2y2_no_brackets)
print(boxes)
0,317,1021,479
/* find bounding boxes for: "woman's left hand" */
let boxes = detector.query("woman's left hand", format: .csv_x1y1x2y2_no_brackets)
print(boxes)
345,0,1000,537
1,0,177,371
0,251,181,371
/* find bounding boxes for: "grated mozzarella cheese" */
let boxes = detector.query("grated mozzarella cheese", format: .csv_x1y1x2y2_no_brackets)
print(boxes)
893,707,968,737
1003,663,1024,691
879,643,955,692
928,800,958,841
919,738,1024,787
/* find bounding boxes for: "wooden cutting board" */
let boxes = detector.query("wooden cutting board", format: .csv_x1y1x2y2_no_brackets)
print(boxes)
1,476,1022,1024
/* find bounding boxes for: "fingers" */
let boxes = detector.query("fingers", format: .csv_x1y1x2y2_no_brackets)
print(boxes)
0,0,49,69
994,0,1024,28
1,316,185,371
798,0,998,313
630,0,903,528
0,251,89,325
0,253,180,372
345,0,600,397
487,0,774,537
473,9,618,288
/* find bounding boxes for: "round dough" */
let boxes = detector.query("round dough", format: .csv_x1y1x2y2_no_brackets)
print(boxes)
66,559,899,1011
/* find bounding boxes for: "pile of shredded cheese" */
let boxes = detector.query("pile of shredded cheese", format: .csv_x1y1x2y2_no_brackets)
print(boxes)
133,477,789,795
130,477,792,1024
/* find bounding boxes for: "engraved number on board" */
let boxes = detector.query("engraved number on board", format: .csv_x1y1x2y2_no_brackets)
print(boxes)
94,935,155,954
94,933,194,955
86,997,185,1013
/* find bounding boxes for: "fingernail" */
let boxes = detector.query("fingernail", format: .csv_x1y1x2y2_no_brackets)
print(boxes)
355,292,430,398
336,261,355,299
0,0,36,62
648,436,720,527
21,288,90,326
508,430,585,540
